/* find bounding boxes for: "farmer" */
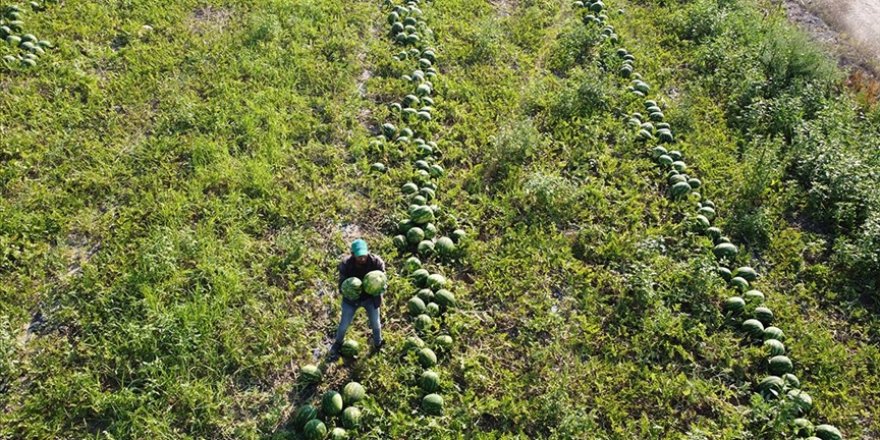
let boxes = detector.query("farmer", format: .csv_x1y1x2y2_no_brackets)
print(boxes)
331,239,386,355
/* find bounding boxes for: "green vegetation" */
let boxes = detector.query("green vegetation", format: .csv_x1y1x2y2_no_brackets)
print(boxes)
1,0,879,438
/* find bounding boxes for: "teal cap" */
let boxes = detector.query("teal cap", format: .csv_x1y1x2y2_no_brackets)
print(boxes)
351,239,368,257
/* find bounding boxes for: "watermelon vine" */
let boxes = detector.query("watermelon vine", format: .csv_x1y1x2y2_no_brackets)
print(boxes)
574,1,844,439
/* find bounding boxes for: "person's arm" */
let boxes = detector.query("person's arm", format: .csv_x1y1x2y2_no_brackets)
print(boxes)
373,255,386,273
338,259,349,291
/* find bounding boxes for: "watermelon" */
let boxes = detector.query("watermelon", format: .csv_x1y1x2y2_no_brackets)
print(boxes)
698,206,715,219
814,425,842,440
434,289,455,308
451,229,466,243
363,271,387,296
426,302,440,316
341,278,363,301
590,1,604,12
427,273,447,290
688,178,701,189
343,382,366,405
724,296,745,314
418,347,437,367
304,419,327,440
415,314,433,332
411,269,430,286
330,427,348,440
322,391,344,416
671,181,692,198
409,295,427,317
404,256,422,273
669,174,687,185
755,307,774,325
793,418,814,437
706,227,723,241
436,334,453,350
651,146,668,158
716,266,732,280
730,276,750,291
745,290,765,304
301,364,322,384
393,234,407,250
293,404,318,430
763,326,784,341
411,206,435,224
429,164,444,177
371,162,386,173
417,240,435,257
341,339,360,358
783,373,801,389
421,370,440,392
769,355,793,374
734,266,758,281
417,288,435,302
342,406,361,429
764,339,785,356
758,375,784,395
422,393,444,415
405,336,425,351
436,236,456,257
402,182,419,194
713,243,738,259
695,214,711,230
658,154,673,166
419,187,435,201
742,319,764,338
423,223,438,239
410,195,427,206
788,389,813,414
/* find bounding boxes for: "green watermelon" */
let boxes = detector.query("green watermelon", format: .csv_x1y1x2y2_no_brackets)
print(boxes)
706,227,723,241
744,290,765,304
670,181,692,198
658,154,673,166
755,307,774,325
402,182,419,194
411,205,435,224
415,314,433,332
793,418,814,437
758,375,784,395
698,206,716,219
763,326,784,341
427,273,447,290
716,266,732,280
411,269,430,286
410,195,427,206
341,277,363,301
788,389,813,414
408,296,427,316
405,336,425,351
322,391,344,416
724,296,745,314
769,355,793,374
407,227,425,244
421,370,440,392
436,236,456,257
341,339,360,358
451,229,466,243
393,235,407,250
293,404,318,430
404,256,422,273
730,276,750,291
363,271,387,296
417,288,435,302
418,347,437,367
343,382,365,405
783,373,801,389
330,427,348,440
304,419,327,440
426,302,440,316
417,240,434,257
436,334,453,350
742,319,765,338
422,393,444,415
695,214,711,230
713,243,738,259
423,223,438,239
429,164,444,177
764,339,785,356
814,425,842,440
435,289,455,308
342,406,361,429
734,266,758,281
301,364,322,384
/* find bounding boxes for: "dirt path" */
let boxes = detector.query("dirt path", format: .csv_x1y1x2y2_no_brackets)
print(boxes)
782,0,880,75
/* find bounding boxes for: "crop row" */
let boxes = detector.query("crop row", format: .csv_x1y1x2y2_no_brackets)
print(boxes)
572,0,843,438
1,2,55,68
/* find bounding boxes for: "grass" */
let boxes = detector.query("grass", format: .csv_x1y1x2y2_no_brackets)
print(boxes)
1,0,879,438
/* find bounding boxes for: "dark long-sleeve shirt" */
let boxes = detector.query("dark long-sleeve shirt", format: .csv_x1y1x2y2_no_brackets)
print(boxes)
338,254,386,307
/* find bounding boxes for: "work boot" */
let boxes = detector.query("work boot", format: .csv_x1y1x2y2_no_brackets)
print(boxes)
369,339,385,355
328,341,342,361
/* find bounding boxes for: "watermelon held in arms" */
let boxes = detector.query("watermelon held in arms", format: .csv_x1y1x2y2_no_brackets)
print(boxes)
341,277,363,301
363,271,387,296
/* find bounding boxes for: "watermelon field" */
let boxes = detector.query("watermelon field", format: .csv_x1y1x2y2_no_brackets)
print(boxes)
2,0,880,438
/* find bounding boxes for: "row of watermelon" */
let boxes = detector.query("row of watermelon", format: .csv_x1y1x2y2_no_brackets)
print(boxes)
1,3,53,68
575,1,843,439
379,0,460,420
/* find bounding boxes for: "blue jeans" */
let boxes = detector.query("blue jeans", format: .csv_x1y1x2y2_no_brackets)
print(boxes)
334,300,382,346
